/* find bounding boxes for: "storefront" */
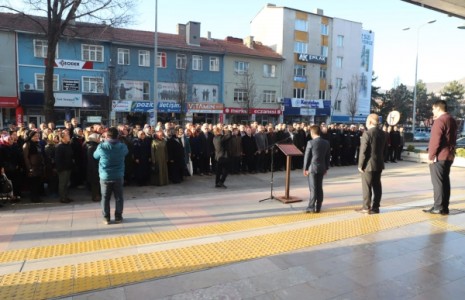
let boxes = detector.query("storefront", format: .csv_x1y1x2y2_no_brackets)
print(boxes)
0,97,18,128
111,100,181,126
20,92,109,127
186,102,223,125
223,107,282,125
282,98,330,124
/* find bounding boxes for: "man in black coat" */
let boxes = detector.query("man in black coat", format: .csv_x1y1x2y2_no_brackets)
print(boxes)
303,125,330,213
55,130,74,203
357,114,385,214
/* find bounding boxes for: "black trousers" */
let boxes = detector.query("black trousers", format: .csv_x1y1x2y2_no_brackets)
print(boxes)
307,172,324,210
429,160,452,211
216,157,230,185
361,171,382,210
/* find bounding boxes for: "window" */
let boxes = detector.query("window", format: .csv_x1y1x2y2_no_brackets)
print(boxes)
336,56,343,68
295,19,308,31
234,89,248,102
293,88,305,99
294,64,306,77
176,54,187,69
335,100,342,111
336,78,343,89
210,57,220,71
35,74,59,91
139,50,150,67
142,82,150,100
82,76,104,93
294,41,308,54
320,67,326,79
321,24,328,35
319,90,326,99
82,44,104,62
337,35,344,47
263,64,276,78
234,61,249,74
34,39,57,58
157,52,167,68
263,90,277,103
321,46,328,57
118,48,130,65
192,55,203,71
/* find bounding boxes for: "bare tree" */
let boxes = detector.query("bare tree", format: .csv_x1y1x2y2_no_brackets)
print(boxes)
236,70,257,122
0,0,136,122
171,53,190,125
346,74,360,123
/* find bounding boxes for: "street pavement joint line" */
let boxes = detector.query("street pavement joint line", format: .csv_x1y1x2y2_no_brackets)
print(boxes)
0,208,448,299
0,206,358,264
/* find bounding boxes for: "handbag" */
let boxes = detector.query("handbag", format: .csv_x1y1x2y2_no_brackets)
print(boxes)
0,174,13,194
187,158,193,176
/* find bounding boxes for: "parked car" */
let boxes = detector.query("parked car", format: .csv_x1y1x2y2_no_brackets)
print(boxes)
456,137,465,148
413,132,430,142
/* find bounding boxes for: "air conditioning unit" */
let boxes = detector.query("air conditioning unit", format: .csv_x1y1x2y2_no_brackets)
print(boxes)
24,83,35,91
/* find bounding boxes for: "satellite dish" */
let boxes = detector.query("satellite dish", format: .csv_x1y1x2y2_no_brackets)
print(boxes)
387,111,400,126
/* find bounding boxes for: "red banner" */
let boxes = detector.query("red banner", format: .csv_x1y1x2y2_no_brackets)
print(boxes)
0,97,18,108
16,105,24,126
250,108,282,115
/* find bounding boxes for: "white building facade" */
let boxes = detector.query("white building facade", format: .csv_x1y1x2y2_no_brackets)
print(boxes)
251,4,374,124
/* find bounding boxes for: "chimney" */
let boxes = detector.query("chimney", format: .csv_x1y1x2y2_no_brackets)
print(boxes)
314,8,324,15
244,36,254,49
207,31,212,40
186,21,200,46
177,23,186,36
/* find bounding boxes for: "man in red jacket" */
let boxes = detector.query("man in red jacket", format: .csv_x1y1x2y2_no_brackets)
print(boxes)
423,100,457,215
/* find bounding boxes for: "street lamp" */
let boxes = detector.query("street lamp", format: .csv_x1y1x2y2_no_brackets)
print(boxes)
403,19,436,134
152,0,159,127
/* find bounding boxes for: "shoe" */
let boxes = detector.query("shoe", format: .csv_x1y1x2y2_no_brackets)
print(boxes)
369,209,380,214
422,207,434,213
304,207,314,213
60,198,71,203
215,183,222,188
355,208,369,214
103,217,110,225
220,183,227,189
429,209,444,215
114,216,123,224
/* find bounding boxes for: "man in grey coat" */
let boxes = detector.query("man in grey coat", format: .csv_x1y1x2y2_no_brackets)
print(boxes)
303,125,331,213
357,113,385,214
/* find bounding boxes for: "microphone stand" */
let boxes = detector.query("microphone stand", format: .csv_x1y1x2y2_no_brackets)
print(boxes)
258,136,291,203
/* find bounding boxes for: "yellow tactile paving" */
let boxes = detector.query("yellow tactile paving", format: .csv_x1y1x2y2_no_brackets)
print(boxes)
430,219,465,235
1,205,464,299
0,205,357,264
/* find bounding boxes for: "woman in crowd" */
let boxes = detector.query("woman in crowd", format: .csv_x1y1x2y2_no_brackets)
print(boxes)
166,128,185,184
23,130,44,203
44,133,59,197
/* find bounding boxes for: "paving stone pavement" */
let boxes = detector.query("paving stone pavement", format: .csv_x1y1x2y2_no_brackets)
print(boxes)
1,161,465,299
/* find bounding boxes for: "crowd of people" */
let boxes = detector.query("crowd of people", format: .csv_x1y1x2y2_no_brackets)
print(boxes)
0,117,407,205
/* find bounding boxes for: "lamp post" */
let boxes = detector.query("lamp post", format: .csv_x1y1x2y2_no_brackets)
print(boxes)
403,20,436,134
152,0,158,127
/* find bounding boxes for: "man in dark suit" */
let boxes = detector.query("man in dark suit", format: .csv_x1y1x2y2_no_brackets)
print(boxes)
423,100,457,215
303,125,331,213
357,113,385,214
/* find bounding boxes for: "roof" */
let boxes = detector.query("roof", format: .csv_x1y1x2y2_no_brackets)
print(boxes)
401,0,465,20
0,12,283,60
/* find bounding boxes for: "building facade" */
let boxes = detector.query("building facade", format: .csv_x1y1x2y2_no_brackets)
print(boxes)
251,4,374,124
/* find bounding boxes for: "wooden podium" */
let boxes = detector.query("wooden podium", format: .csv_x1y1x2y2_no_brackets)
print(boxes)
275,144,303,204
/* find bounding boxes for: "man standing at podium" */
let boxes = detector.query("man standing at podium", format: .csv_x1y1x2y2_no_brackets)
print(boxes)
303,125,331,213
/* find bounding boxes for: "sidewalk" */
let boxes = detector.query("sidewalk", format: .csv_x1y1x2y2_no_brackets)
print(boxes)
0,161,464,299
